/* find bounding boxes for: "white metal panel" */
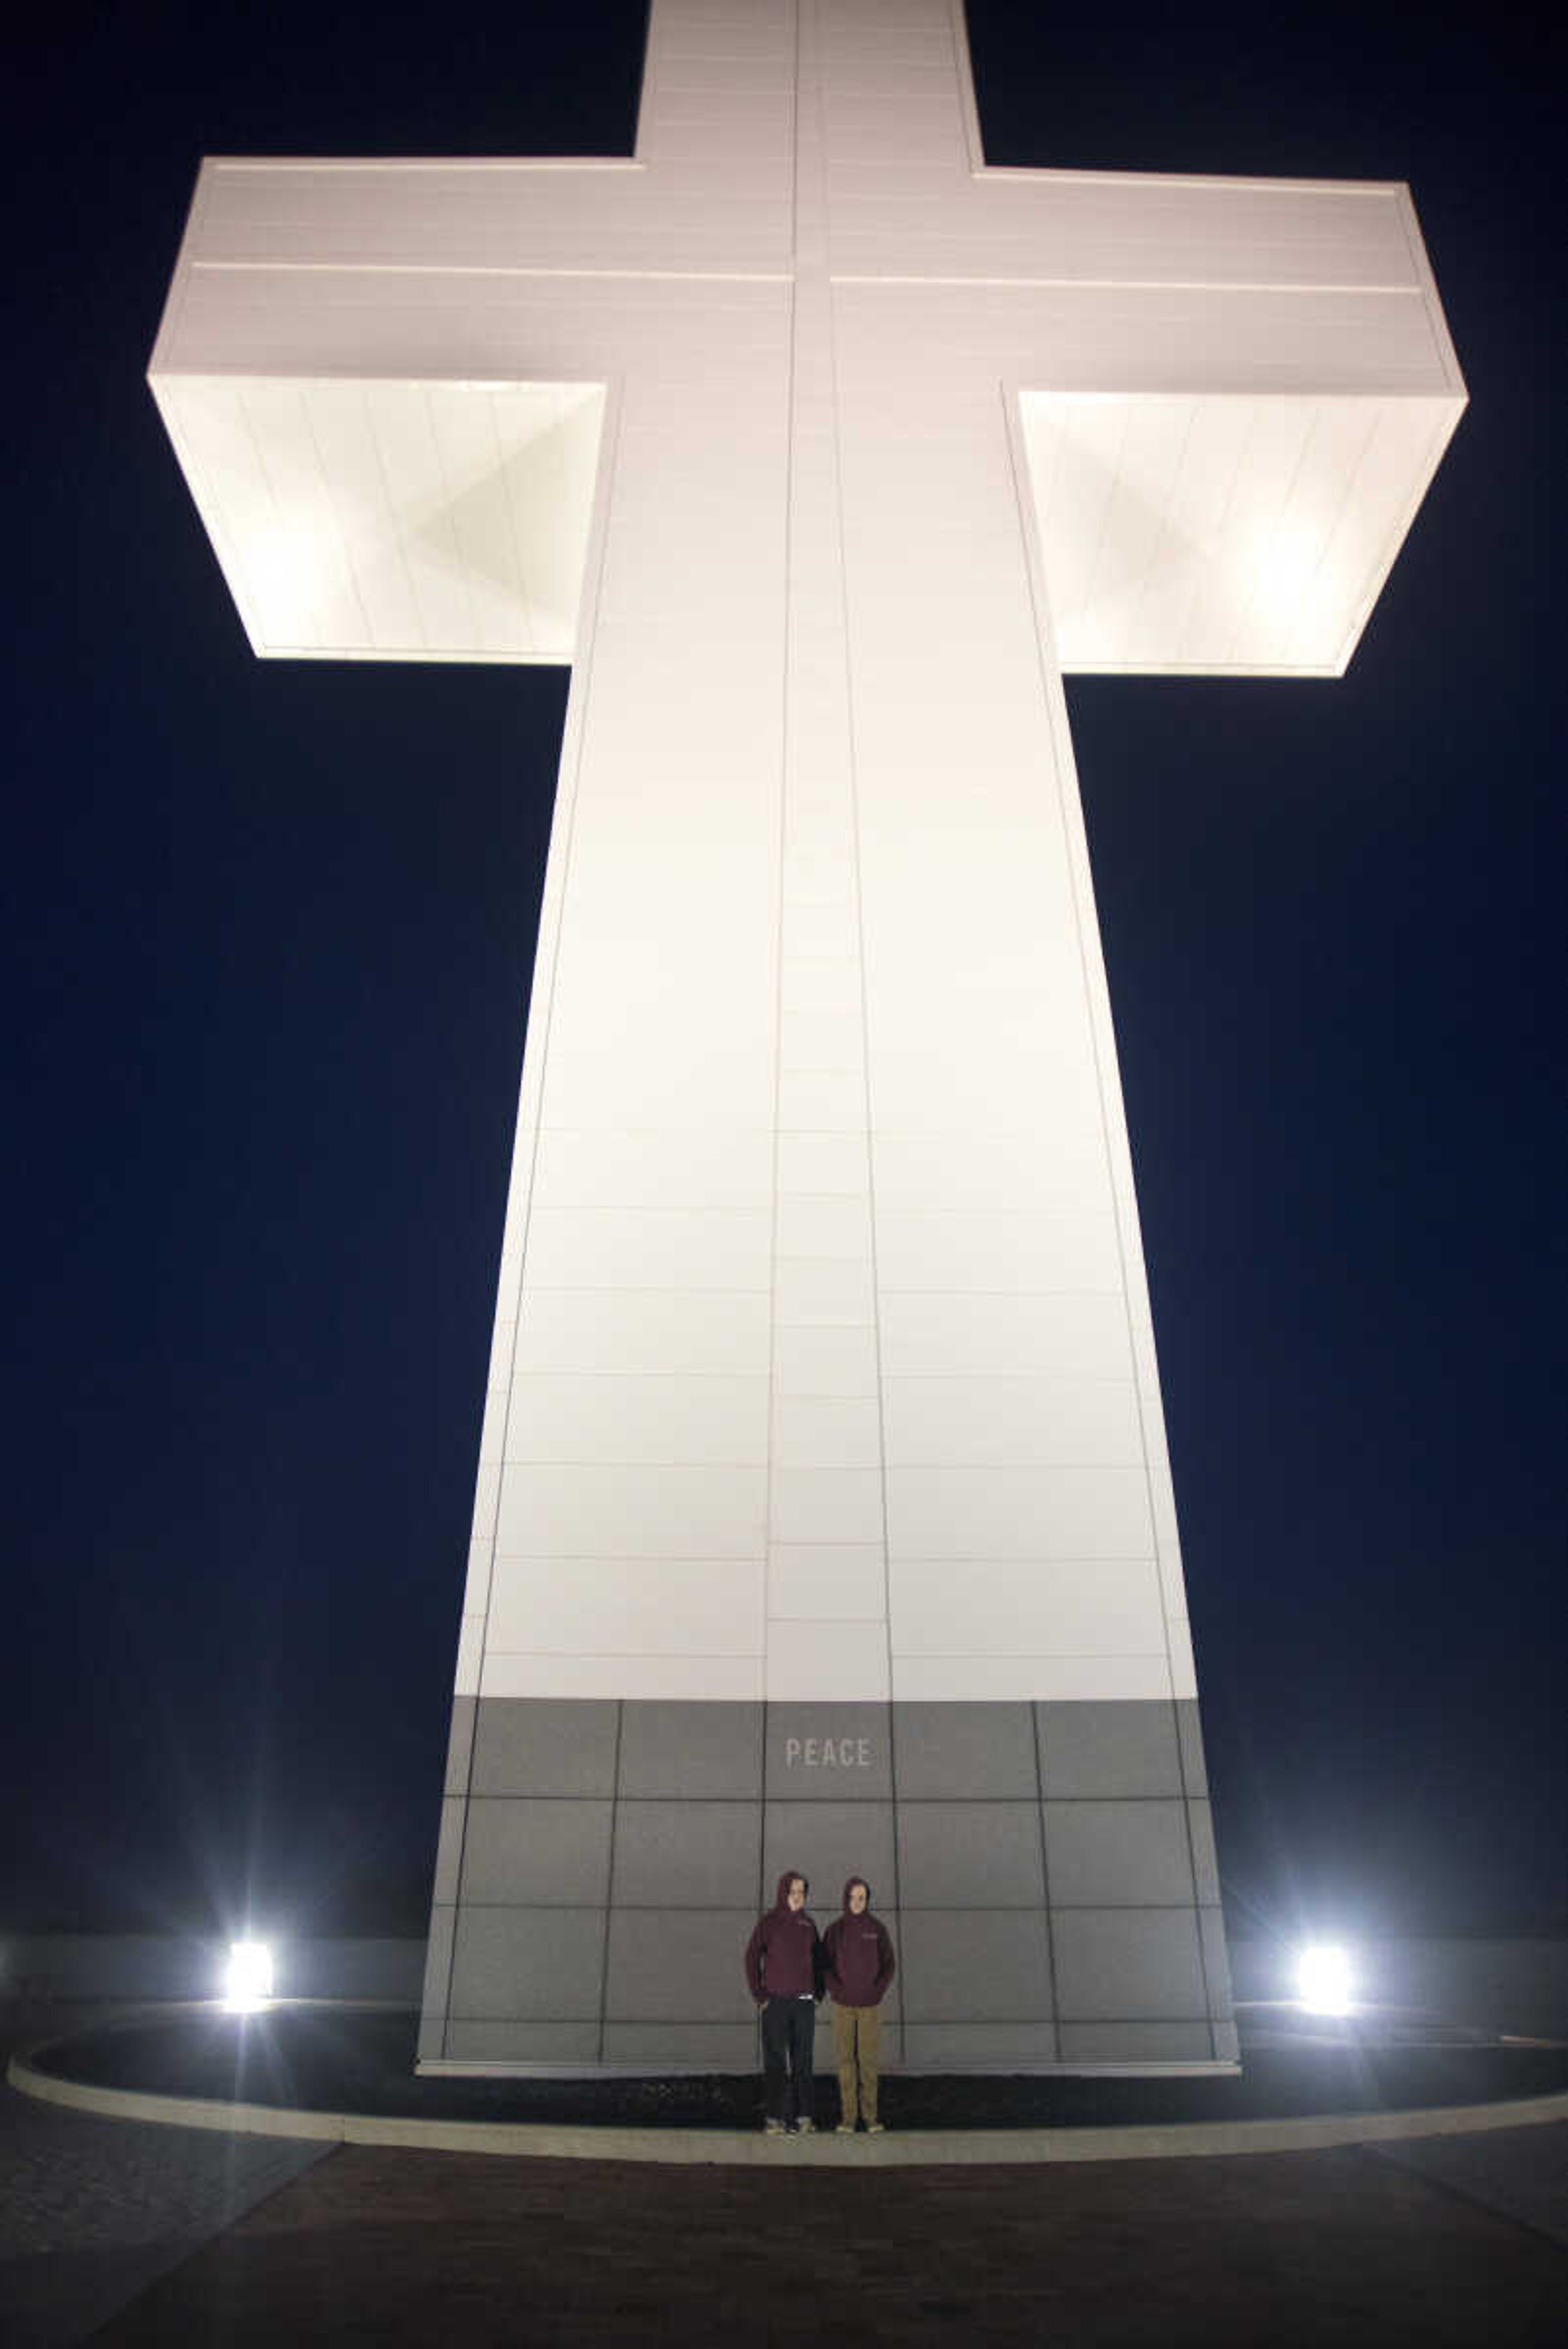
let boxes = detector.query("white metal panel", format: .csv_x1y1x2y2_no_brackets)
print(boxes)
766,1618,890,1701
775,1257,877,1327
772,1323,880,1398
768,1542,886,1619
772,1395,883,1469
154,375,604,660
883,1376,1145,1467
485,1556,764,1655
771,1467,884,1547
892,1654,1173,1701
775,1195,873,1259
875,1209,1126,1294
891,1555,1166,1657
511,1289,771,1378
531,1127,773,1211
480,1650,765,1699
1023,388,1463,673
873,1127,1112,1215
886,1466,1156,1562
521,1206,772,1291
499,1373,769,1465
495,1462,768,1559
878,1291,1136,1380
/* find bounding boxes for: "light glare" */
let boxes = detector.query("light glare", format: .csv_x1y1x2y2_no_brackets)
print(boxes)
1297,1944,1354,2015
224,1940,274,2012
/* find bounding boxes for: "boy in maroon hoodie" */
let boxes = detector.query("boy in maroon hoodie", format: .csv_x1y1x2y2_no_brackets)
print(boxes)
822,1876,896,2133
744,1870,822,2133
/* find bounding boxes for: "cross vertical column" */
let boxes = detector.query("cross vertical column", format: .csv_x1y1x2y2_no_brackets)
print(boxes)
766,0,892,1707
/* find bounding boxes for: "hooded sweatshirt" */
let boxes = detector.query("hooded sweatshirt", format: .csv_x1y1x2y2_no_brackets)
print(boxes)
744,1871,821,2000
822,1878,896,2007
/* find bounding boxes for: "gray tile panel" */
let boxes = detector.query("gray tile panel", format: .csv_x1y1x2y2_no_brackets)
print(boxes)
420,1905,455,2036
903,2021,1058,2065
604,1906,758,2024
470,1697,619,1796
458,1797,613,1906
443,2020,602,2062
424,1693,1236,2067
431,1797,466,1906
899,1910,1053,2023
1199,1907,1235,2020
617,1701,764,1798
891,1702,1038,1797
1057,2019,1216,2062
1052,1908,1208,2021
611,1799,762,1908
1037,1699,1183,1797
1044,1800,1197,1907
449,1906,606,2021
444,1695,477,1795
1176,1697,1209,1795
766,1702,891,1798
601,2023,760,2067
897,1802,1046,1908
1187,1799,1221,1906
762,1802,895,1915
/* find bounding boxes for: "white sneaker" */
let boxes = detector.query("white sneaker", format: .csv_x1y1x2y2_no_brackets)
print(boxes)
764,2118,786,2135
795,2116,815,2134
835,2121,857,2136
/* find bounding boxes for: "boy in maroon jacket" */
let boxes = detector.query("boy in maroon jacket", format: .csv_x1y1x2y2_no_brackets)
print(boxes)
744,1870,822,2133
822,1876,896,2133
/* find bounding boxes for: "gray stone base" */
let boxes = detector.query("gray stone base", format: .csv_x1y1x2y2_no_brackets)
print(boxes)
419,1698,1235,2073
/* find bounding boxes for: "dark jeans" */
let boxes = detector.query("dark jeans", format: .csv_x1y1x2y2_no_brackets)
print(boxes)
761,1994,816,2123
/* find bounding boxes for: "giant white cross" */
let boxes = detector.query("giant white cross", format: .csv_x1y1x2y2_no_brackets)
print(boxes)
151,0,1462,1789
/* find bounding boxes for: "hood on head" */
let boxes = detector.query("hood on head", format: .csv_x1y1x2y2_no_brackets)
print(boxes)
775,1869,808,1909
842,1876,871,1911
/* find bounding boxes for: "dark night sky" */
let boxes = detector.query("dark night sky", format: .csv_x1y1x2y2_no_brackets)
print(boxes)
4,1,1564,1949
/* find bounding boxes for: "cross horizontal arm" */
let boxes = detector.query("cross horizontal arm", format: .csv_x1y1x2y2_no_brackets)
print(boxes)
149,0,1464,674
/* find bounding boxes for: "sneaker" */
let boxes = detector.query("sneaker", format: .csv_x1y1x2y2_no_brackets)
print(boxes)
795,2116,815,2134
835,2121,857,2136
864,2121,886,2135
764,2118,786,2135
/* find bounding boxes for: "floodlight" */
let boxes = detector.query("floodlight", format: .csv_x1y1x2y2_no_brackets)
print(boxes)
1296,1944,1353,2015
224,1940,274,2012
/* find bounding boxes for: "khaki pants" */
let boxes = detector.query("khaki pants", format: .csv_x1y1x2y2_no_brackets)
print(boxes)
831,2002,882,2124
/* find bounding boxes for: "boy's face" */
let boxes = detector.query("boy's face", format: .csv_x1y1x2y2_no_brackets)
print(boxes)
787,1878,806,1910
849,1884,868,1914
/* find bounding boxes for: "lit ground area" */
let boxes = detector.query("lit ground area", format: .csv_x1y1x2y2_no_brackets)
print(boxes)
20,2000,1568,2131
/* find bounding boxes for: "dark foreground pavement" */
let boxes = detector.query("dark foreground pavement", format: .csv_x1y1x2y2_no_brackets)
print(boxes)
5,2004,1568,2346
0,2009,329,2349
84,2129,1568,2348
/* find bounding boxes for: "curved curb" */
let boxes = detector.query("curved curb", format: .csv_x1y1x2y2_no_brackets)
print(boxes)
11,2046,1568,2167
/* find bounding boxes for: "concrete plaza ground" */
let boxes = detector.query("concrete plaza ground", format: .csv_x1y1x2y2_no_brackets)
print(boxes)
4,2003,1567,2346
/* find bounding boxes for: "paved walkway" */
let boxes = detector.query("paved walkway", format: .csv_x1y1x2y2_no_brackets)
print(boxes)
81,2130,1568,2346
4,2004,1566,2345
0,2010,327,2349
